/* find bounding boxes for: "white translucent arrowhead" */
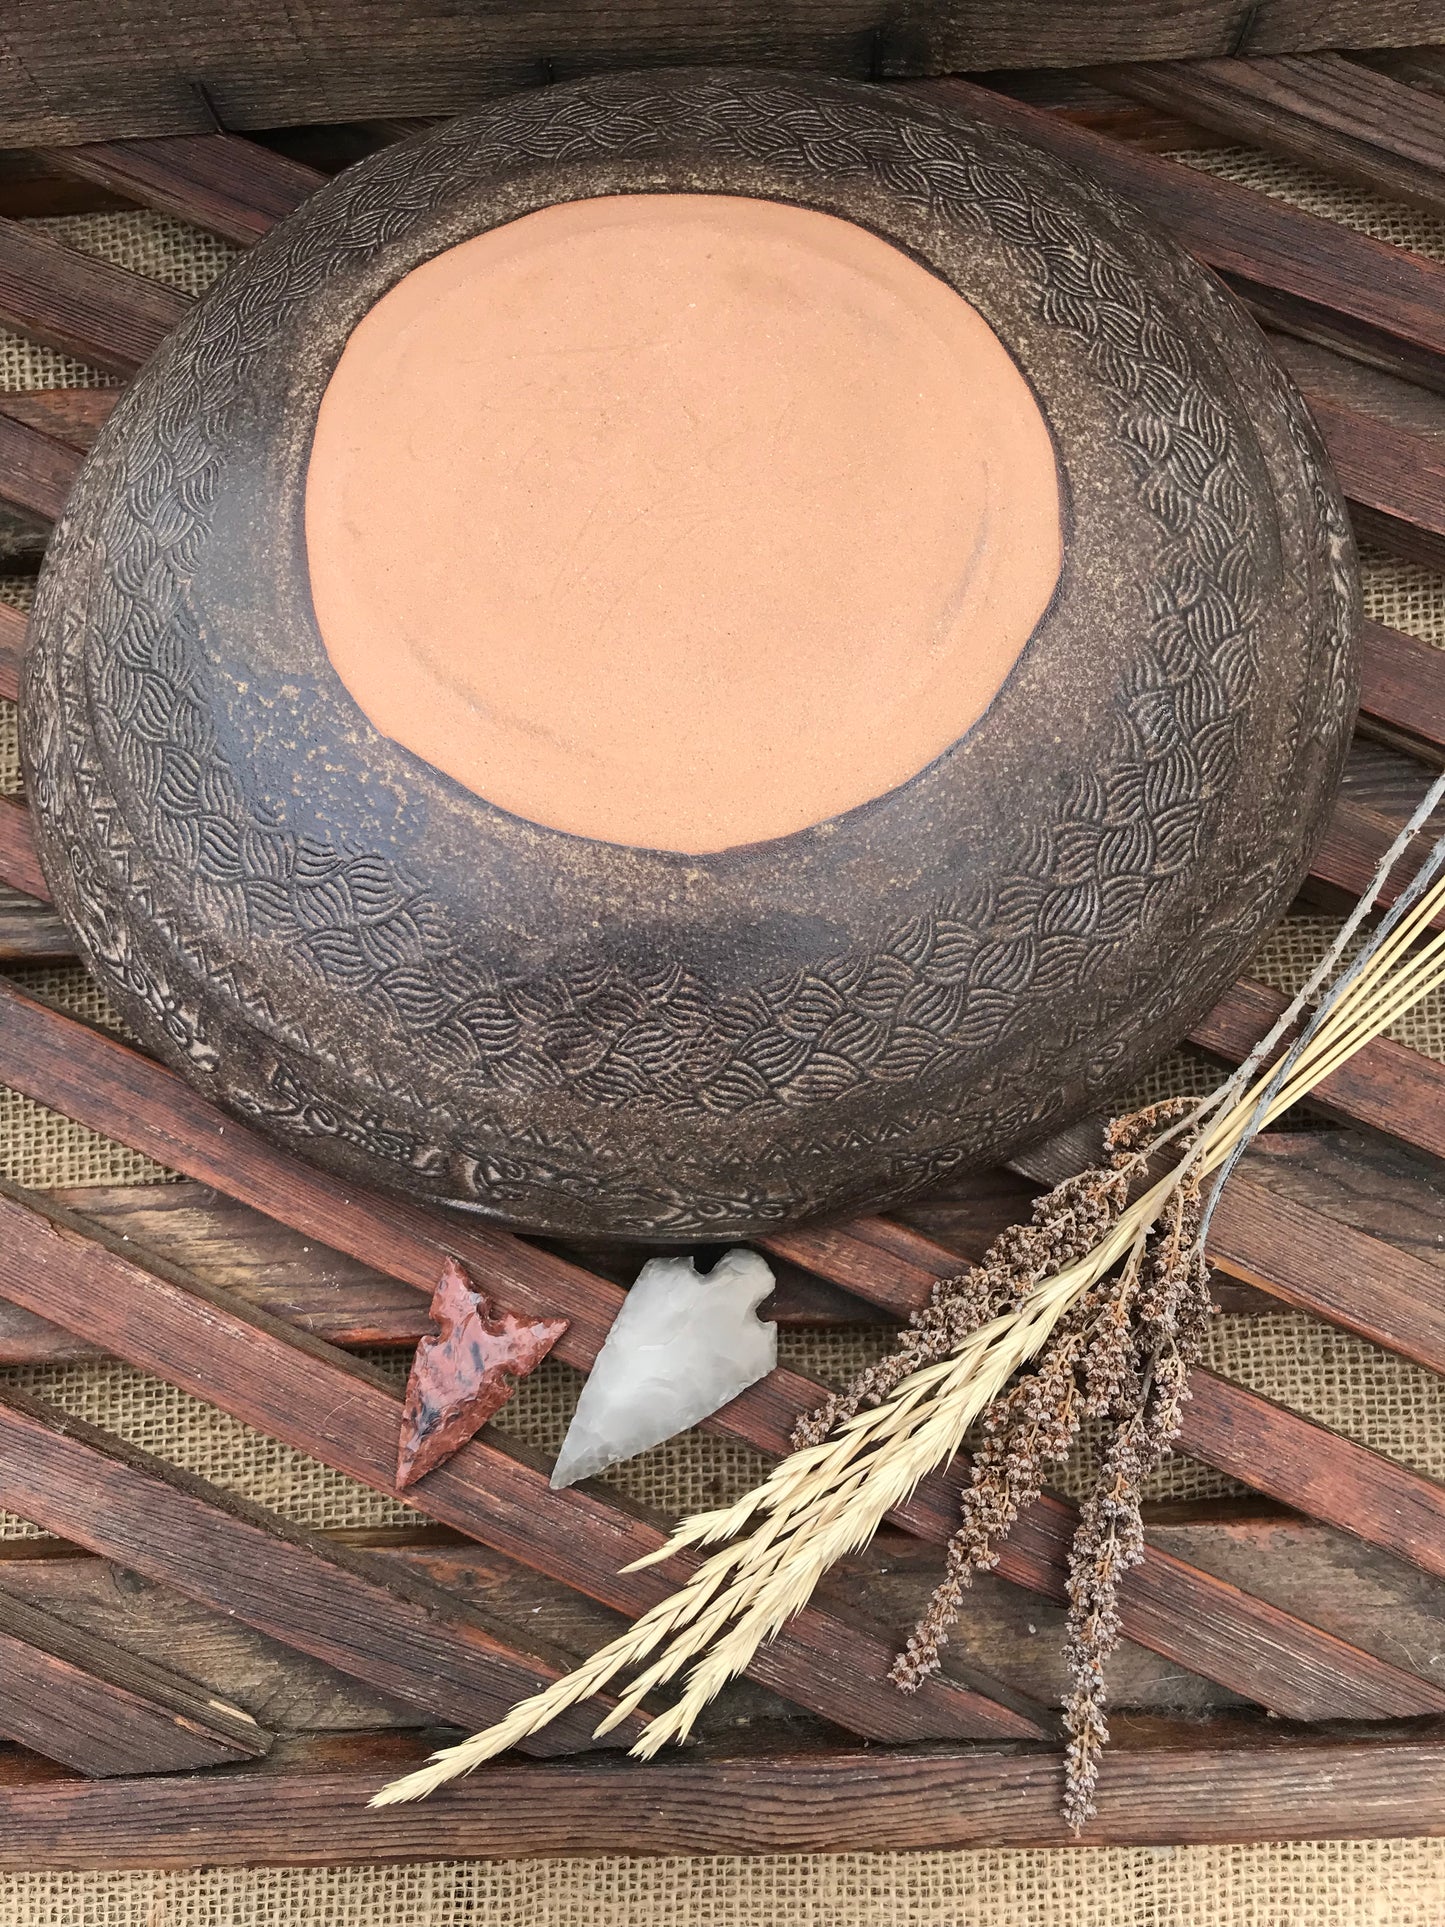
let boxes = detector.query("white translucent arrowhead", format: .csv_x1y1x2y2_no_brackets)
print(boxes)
550,1248,777,1489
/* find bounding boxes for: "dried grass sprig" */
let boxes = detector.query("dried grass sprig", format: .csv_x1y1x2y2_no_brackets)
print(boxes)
374,821,1445,1818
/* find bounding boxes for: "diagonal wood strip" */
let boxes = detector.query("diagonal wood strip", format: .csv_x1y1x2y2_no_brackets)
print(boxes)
0,1584,270,1776
887,1440,1445,1719
0,216,188,375
0,1178,873,1360
0,897,73,963
766,1215,1445,1591
0,1177,1043,1745
0,600,24,703
1190,976,1445,1161
1096,53,1445,219
1182,1369,1445,1579
0,409,82,521
925,78,1445,386
1295,413,1445,573
0,1375,651,1758
0,385,117,449
1309,793,1445,928
0,797,47,902
36,133,325,244
1279,352,1445,574
0,985,1434,1725
1359,620,1445,759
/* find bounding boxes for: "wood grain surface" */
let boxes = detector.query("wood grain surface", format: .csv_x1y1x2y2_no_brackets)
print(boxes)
0,1587,269,1777
1190,977,1445,1162
0,800,48,904
4,7,1445,147
0,1382,653,1757
0,602,24,704
770,1212,1445,1593
1099,53,1445,216
0,1176,1039,1745
0,217,188,374
36,133,324,243
926,77,1445,390
0,1720,1443,1864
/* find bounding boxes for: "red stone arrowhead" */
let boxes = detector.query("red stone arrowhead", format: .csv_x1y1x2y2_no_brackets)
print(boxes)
395,1258,568,1489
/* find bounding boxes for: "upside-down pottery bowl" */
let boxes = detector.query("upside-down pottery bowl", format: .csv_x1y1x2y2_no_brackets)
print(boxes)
23,70,1359,1239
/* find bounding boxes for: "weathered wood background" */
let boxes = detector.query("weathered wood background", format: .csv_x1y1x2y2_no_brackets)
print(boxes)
2,33,1445,1866
3,2,1445,144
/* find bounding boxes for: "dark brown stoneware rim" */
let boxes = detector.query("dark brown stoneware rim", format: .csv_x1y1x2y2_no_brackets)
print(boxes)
23,69,1359,1238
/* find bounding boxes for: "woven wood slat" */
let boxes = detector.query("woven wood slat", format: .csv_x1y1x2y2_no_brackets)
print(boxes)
4,91,1445,1849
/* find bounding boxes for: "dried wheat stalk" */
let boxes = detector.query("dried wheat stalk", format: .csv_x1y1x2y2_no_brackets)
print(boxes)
374,796,1445,1820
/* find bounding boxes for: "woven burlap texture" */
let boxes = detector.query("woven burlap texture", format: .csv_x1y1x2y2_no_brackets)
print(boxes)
3,143,1445,1922
5,1840,1445,1927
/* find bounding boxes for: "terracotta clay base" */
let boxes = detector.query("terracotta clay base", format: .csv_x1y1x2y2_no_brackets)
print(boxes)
305,192,1063,852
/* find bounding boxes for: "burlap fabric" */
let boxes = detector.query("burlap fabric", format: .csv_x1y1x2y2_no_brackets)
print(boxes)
1,146,1443,1922
6,1843,1445,1926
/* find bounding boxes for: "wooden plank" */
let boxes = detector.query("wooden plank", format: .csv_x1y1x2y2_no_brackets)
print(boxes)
1178,1369,1445,1580
1273,342,1445,573
1360,620,1445,759
0,217,188,376
0,798,49,903
1266,335,1445,571
0,1587,269,1777
0,151,131,219
1307,793,1445,930
0,1176,1038,1746
1372,46,1445,98
2,1720,1445,1864
7,5,1445,147
37,134,324,244
1098,53,1445,218
1189,976,1445,1162
4,1181,437,1360
4,1505,1441,1737
895,1444,1445,1719
1339,734,1442,818
0,1135,1416,1365
0,387,117,451
0,1029,1426,1730
0,1382,650,1759
0,601,24,704
0,409,82,523
930,78,1445,386
0,1180,880,1365
0,894,73,964
0,502,50,571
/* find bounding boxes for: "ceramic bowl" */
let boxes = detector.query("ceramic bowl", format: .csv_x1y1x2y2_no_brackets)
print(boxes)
23,69,1359,1238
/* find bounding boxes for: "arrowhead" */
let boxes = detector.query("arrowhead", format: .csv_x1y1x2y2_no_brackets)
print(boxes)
396,1258,568,1489
551,1248,776,1489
